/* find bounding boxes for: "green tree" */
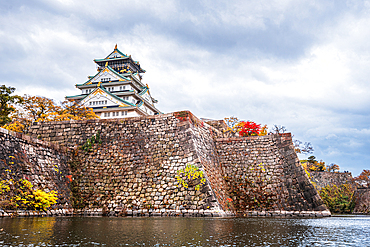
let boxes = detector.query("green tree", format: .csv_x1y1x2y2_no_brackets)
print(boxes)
307,156,317,164
0,85,22,125
319,183,356,214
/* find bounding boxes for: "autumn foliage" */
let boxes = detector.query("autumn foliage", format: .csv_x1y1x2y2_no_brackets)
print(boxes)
223,117,266,137
353,169,370,187
319,183,356,214
238,121,261,137
1,87,98,133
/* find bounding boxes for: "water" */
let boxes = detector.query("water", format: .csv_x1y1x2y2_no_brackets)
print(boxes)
0,216,369,246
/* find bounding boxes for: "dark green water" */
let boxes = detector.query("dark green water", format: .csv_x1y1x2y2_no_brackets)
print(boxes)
0,216,369,246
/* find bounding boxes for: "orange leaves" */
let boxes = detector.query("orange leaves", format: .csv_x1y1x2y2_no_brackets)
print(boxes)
259,125,268,136
66,175,73,182
224,117,267,137
353,169,370,187
2,95,99,133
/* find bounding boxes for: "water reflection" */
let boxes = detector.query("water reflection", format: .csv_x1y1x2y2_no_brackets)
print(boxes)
0,217,56,245
0,216,369,246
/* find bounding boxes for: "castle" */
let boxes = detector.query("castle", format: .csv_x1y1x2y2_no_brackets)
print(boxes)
0,48,335,217
66,45,161,119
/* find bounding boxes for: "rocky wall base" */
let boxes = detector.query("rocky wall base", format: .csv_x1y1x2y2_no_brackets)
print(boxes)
0,208,331,218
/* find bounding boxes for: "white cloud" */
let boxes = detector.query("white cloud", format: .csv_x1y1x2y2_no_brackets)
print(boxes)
1,0,370,175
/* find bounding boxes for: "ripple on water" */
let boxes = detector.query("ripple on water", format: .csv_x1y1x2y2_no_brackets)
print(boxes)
0,216,369,246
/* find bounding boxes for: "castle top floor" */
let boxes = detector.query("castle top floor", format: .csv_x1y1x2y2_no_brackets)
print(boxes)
94,44,145,75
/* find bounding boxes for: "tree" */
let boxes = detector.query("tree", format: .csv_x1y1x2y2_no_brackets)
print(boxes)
259,124,268,136
307,156,317,164
223,117,265,137
302,156,327,171
0,85,22,125
238,121,261,137
22,95,60,122
2,94,98,133
59,100,98,121
319,183,356,214
316,160,326,171
224,116,241,137
327,163,340,173
353,170,370,187
294,140,314,154
272,125,286,134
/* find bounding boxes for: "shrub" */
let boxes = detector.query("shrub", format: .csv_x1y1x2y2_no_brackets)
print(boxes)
0,177,58,211
237,121,261,137
319,183,355,214
176,164,206,191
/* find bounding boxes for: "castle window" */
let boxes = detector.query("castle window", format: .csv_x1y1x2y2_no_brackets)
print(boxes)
104,112,110,117
101,78,111,82
121,111,127,116
105,100,107,104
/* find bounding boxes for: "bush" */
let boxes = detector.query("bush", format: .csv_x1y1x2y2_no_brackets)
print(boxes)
0,177,58,211
319,183,355,214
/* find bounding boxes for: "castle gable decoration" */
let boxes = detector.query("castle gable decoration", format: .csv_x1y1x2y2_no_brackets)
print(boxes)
84,66,128,85
66,45,160,119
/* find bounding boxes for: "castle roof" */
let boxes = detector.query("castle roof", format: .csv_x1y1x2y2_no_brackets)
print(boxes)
98,85,136,107
77,65,130,86
93,45,145,73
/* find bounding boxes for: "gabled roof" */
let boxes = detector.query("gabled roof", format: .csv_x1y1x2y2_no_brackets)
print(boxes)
138,87,149,96
97,85,136,107
94,45,128,62
94,45,146,73
105,44,128,59
78,65,131,86
65,94,87,100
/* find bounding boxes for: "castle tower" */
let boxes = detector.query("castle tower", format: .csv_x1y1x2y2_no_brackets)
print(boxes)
66,45,161,119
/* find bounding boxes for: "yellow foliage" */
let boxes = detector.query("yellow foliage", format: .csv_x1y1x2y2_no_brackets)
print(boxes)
223,117,241,136
258,124,268,136
0,178,58,211
2,95,99,133
2,120,25,133
32,190,58,210
176,164,206,191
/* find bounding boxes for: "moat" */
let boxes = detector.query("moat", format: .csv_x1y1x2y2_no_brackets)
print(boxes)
1,216,369,246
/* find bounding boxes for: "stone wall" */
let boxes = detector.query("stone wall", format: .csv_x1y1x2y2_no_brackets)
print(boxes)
29,113,229,216
309,171,353,190
24,111,330,217
0,128,72,216
353,188,370,214
215,134,327,216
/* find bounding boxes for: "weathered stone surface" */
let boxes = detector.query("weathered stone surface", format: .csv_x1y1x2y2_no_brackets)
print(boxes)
353,188,370,214
309,171,353,190
0,111,330,217
0,128,72,210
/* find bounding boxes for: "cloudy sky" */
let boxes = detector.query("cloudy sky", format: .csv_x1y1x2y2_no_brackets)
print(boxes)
1,0,369,175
